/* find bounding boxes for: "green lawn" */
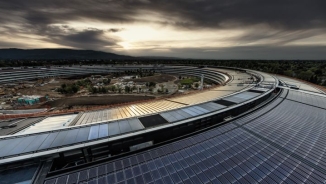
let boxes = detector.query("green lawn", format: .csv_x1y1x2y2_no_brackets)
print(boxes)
180,78,200,85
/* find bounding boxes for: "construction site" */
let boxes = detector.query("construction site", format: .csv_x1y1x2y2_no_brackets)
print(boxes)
0,66,213,115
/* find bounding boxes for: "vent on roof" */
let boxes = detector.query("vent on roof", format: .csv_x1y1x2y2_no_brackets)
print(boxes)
139,114,169,128
214,99,237,106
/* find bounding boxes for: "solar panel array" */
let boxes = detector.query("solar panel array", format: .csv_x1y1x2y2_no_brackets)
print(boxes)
0,118,145,158
74,69,254,125
243,100,326,170
160,102,226,123
223,92,261,104
44,90,326,184
0,97,242,160
285,90,326,109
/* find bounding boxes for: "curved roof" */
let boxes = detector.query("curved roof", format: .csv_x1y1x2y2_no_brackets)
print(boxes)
45,83,326,184
1,65,325,183
0,66,272,162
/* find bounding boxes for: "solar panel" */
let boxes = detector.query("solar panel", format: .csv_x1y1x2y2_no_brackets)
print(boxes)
62,129,79,145
56,176,68,184
191,106,208,115
7,135,37,156
174,109,192,119
37,132,59,151
182,108,198,116
88,125,100,140
169,111,186,121
75,127,91,143
118,120,132,134
223,96,245,103
50,131,69,148
127,118,145,131
139,114,169,128
67,173,78,184
198,103,216,111
23,134,50,153
214,99,237,106
88,167,98,179
160,112,178,122
78,170,88,182
98,124,109,138
108,122,121,136
0,137,26,157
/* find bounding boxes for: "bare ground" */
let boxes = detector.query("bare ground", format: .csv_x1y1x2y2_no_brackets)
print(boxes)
43,95,155,107
17,78,74,98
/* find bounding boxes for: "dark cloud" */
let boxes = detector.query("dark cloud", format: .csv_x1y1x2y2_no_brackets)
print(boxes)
228,29,325,46
0,0,325,58
150,0,326,30
40,27,121,50
128,45,326,60
1,0,325,30
108,28,124,33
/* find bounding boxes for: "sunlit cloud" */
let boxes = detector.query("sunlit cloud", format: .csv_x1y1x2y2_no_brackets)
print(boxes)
0,0,325,59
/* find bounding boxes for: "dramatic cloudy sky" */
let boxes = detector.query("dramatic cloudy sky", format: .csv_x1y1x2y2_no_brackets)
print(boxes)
0,0,326,59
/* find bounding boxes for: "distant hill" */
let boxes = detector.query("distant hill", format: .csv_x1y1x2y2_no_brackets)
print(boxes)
138,56,182,60
0,48,134,60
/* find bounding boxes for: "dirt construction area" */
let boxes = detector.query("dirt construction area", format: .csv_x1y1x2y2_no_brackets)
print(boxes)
17,78,75,98
43,95,155,108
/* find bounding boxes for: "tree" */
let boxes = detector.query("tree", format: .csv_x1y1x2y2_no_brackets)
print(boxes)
65,86,72,94
322,80,326,86
309,75,314,83
314,75,318,84
149,82,156,87
284,70,293,77
111,85,116,92
132,86,137,92
84,78,91,84
102,87,108,93
71,85,79,93
103,78,111,85
315,69,323,76
89,87,98,94
125,86,131,93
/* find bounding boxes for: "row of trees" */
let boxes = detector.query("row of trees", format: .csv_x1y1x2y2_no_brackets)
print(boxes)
146,82,157,87
88,85,141,94
58,81,159,95
58,79,93,94
58,78,114,94
57,83,79,94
